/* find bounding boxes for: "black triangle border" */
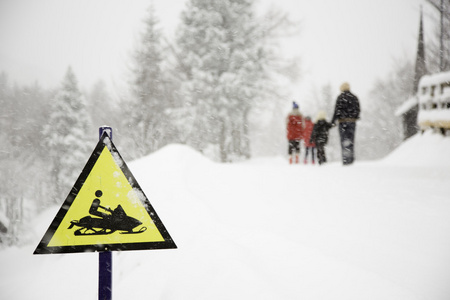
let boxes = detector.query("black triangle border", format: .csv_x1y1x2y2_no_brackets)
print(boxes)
34,132,177,254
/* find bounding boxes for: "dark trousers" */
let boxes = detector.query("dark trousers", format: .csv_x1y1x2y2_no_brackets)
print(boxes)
338,122,356,165
316,143,327,164
288,140,300,155
304,147,315,163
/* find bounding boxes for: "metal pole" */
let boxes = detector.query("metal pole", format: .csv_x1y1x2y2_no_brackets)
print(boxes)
99,251,112,300
440,0,444,71
99,126,113,300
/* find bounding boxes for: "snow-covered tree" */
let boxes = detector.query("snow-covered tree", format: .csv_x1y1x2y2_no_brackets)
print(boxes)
359,59,415,159
43,67,91,202
125,4,172,158
86,80,120,131
174,0,229,159
174,0,296,162
0,74,53,245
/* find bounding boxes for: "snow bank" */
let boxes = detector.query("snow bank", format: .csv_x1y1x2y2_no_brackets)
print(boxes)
381,131,450,166
132,144,212,167
1,135,450,300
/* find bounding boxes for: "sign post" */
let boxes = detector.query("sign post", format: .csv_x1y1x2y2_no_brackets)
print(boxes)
99,126,113,300
34,126,177,299
99,250,112,300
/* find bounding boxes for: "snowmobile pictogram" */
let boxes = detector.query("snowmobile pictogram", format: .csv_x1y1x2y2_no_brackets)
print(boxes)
68,190,147,236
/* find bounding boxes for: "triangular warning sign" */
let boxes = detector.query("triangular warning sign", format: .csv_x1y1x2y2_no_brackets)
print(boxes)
34,132,176,254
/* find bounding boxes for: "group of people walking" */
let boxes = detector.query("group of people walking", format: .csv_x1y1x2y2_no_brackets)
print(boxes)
286,82,360,166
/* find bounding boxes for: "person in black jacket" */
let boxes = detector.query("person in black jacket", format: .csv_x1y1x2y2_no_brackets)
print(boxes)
310,111,332,165
331,82,360,165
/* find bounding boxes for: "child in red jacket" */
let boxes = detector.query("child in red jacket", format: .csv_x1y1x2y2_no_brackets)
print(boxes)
302,116,316,164
286,102,303,164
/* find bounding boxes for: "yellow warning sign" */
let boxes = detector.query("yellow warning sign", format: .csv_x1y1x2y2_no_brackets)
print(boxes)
34,133,176,254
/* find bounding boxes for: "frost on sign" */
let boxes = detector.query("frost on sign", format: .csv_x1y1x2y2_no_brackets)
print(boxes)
34,132,176,254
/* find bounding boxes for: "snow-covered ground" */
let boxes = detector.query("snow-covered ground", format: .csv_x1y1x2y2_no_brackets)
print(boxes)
1,131,450,300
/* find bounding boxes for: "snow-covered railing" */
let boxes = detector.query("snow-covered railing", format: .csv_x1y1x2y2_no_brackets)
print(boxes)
417,71,450,132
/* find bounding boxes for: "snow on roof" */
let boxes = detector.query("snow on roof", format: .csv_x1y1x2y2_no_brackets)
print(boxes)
419,70,450,87
395,96,417,116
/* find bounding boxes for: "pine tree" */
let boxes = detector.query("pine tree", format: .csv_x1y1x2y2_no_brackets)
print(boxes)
220,0,266,161
0,74,54,244
43,67,91,202
174,0,227,158
175,0,288,162
360,59,415,159
126,4,169,158
87,80,116,129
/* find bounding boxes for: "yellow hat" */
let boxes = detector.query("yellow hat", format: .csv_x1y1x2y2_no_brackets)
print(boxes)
316,111,327,121
340,82,350,92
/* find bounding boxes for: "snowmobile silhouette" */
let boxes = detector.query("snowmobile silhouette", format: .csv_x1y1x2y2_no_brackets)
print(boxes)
68,190,147,236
